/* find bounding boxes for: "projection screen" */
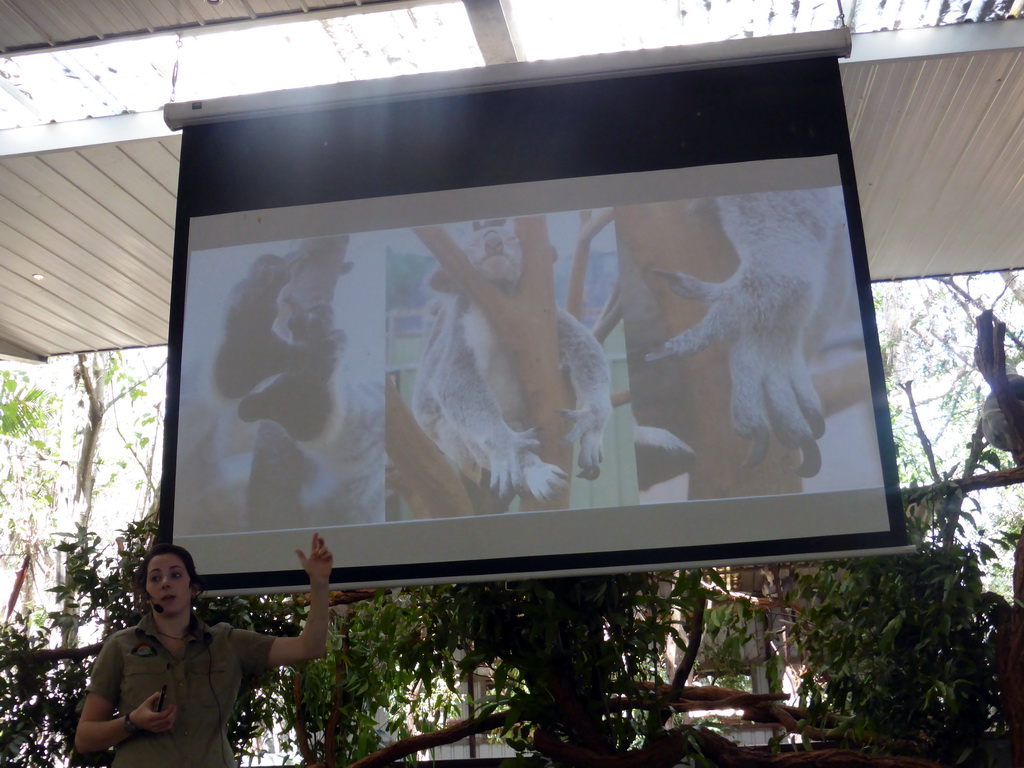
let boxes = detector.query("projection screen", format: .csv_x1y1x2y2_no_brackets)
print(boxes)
162,37,908,593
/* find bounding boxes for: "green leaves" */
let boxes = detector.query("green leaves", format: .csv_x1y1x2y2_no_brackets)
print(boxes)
406,572,714,755
791,537,1003,766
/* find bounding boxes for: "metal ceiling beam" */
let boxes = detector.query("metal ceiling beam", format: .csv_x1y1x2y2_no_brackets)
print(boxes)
848,17,1024,64
0,111,176,159
462,0,521,64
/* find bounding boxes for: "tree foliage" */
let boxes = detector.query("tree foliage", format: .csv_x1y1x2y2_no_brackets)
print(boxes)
414,572,711,753
792,506,1004,765
2,520,147,766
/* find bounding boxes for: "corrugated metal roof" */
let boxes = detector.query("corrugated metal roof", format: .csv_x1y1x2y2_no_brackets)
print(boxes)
0,0,393,54
0,0,1022,361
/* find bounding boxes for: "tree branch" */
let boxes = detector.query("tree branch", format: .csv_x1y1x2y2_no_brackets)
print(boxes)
566,208,614,321
669,598,705,691
346,711,509,768
591,281,622,345
73,353,103,511
899,381,942,483
534,724,943,768
383,376,474,518
103,359,167,415
4,553,30,624
905,464,1024,501
337,683,941,768
961,418,988,482
694,727,941,768
15,641,103,663
545,662,613,754
292,671,318,767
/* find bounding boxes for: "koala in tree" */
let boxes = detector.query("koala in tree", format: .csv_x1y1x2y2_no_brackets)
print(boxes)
647,188,852,477
206,236,385,528
981,373,1024,452
413,222,612,504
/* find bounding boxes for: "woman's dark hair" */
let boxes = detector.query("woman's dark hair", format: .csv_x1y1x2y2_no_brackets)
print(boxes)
136,542,205,597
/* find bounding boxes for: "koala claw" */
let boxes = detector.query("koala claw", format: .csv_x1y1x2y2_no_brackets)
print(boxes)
644,347,671,364
511,427,542,455
742,429,770,470
649,268,715,301
215,253,293,400
806,408,826,441
795,438,822,478
651,264,825,476
486,460,518,500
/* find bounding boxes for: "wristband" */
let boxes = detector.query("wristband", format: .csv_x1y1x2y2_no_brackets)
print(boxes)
123,712,139,735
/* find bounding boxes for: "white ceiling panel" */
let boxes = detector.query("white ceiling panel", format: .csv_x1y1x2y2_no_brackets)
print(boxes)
0,136,180,359
844,46,1024,280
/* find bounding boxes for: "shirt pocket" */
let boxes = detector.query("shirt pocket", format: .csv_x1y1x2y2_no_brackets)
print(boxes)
122,655,170,711
186,655,241,711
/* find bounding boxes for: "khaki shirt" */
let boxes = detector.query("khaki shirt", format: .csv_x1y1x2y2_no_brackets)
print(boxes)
86,613,275,768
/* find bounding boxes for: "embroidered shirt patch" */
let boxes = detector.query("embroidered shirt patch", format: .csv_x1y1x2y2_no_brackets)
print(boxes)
131,641,158,657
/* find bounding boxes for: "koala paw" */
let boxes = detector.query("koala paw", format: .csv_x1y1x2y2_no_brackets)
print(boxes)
519,454,568,500
649,261,825,476
727,322,825,476
484,428,535,499
558,405,608,480
484,427,568,500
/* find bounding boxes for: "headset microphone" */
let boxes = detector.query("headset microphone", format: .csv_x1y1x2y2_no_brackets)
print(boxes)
153,602,164,613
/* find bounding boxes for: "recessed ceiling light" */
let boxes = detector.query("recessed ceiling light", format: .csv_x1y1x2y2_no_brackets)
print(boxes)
206,0,223,5
31,273,44,281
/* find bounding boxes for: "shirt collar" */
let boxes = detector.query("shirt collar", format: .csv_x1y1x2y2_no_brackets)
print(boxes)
136,612,212,643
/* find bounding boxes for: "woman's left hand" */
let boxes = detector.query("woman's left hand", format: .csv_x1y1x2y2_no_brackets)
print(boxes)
296,533,333,585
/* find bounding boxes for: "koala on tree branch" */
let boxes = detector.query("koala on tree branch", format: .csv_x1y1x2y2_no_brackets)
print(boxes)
981,373,1024,452
647,188,851,478
412,221,612,506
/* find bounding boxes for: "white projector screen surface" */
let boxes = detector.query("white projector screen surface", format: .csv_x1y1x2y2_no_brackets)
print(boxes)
163,57,907,592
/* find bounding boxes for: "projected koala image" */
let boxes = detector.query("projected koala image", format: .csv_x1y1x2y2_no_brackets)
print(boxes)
617,186,877,501
416,220,610,501
174,235,386,535
385,214,637,518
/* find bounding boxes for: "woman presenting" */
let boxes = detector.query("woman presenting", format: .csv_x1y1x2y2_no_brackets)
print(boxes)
75,533,334,767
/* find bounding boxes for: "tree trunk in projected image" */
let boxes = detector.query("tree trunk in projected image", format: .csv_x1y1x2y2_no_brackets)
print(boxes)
511,216,576,512
615,201,802,502
384,376,476,519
